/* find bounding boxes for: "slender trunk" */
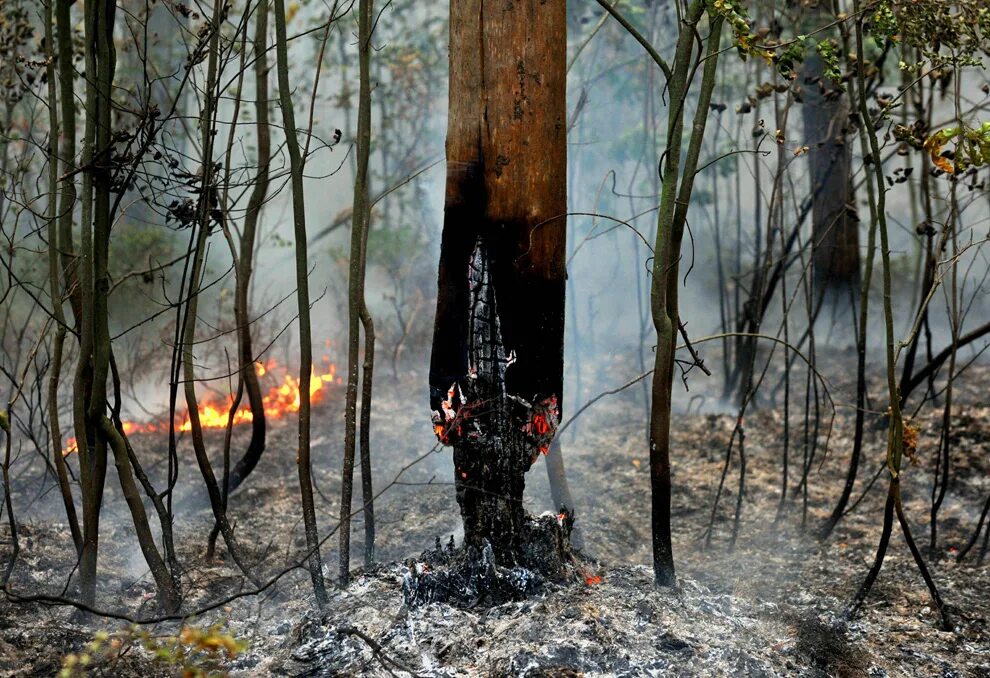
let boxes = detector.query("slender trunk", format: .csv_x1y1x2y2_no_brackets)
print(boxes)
929,73,965,559
846,8,947,628
359,304,376,567
182,0,260,588
227,0,270,493
82,0,181,611
73,0,107,607
182,225,259,586
45,0,82,554
352,0,377,573
647,5,722,585
1,407,16,585
273,0,328,605
55,0,80,324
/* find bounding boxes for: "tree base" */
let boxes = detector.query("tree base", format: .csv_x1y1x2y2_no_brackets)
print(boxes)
402,510,583,608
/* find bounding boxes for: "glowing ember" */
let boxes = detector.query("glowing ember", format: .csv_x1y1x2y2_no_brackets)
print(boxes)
63,359,340,456
432,383,466,445
585,574,602,585
531,413,550,435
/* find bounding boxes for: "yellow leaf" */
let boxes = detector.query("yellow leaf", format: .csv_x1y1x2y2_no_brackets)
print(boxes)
933,154,954,174
285,1,300,23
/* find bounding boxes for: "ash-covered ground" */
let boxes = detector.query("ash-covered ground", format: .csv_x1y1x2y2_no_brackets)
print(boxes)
1,353,989,676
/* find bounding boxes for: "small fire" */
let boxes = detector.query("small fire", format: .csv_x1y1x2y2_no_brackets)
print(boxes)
577,566,602,585
63,359,340,456
432,383,466,445
531,413,551,436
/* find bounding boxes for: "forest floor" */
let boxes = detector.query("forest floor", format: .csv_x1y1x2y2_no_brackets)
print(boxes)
1,351,989,676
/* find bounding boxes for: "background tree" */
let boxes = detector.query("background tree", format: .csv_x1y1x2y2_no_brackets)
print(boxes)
800,11,859,300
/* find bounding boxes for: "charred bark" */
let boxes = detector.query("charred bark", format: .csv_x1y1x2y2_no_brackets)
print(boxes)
429,0,567,565
440,240,560,560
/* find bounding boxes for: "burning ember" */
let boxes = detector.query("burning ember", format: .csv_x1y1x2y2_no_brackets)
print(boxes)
432,383,466,445
63,359,340,456
523,395,559,460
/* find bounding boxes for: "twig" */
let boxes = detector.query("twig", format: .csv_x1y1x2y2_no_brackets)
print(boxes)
337,626,421,677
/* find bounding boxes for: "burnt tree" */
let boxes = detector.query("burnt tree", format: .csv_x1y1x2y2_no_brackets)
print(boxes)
430,0,567,564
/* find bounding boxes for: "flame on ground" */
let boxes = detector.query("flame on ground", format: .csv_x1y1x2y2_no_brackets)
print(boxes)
578,566,602,585
63,359,340,456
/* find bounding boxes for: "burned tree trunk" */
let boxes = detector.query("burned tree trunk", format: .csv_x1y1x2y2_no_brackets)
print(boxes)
430,0,567,564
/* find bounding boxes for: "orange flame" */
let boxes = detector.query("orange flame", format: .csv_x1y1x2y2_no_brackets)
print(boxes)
532,413,550,436
63,359,340,456
577,565,602,586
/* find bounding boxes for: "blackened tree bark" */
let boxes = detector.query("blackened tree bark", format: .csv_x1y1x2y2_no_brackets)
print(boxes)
430,0,567,564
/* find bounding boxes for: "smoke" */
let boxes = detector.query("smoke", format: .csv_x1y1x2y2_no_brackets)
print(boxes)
5,0,990,598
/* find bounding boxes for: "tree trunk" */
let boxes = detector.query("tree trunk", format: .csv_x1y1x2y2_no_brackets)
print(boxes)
273,0,329,605
226,0,270,493
801,52,859,301
181,0,261,588
45,0,82,555
611,0,722,585
74,0,110,607
430,0,567,564
340,0,377,586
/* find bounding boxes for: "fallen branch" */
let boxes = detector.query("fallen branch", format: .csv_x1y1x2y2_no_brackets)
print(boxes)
337,626,421,677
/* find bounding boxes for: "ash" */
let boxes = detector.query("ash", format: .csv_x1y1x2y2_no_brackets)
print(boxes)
275,564,846,677
401,511,577,608
4,364,990,676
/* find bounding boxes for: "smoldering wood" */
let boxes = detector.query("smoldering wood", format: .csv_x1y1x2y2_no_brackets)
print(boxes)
429,0,568,565
402,512,575,608
437,238,560,560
